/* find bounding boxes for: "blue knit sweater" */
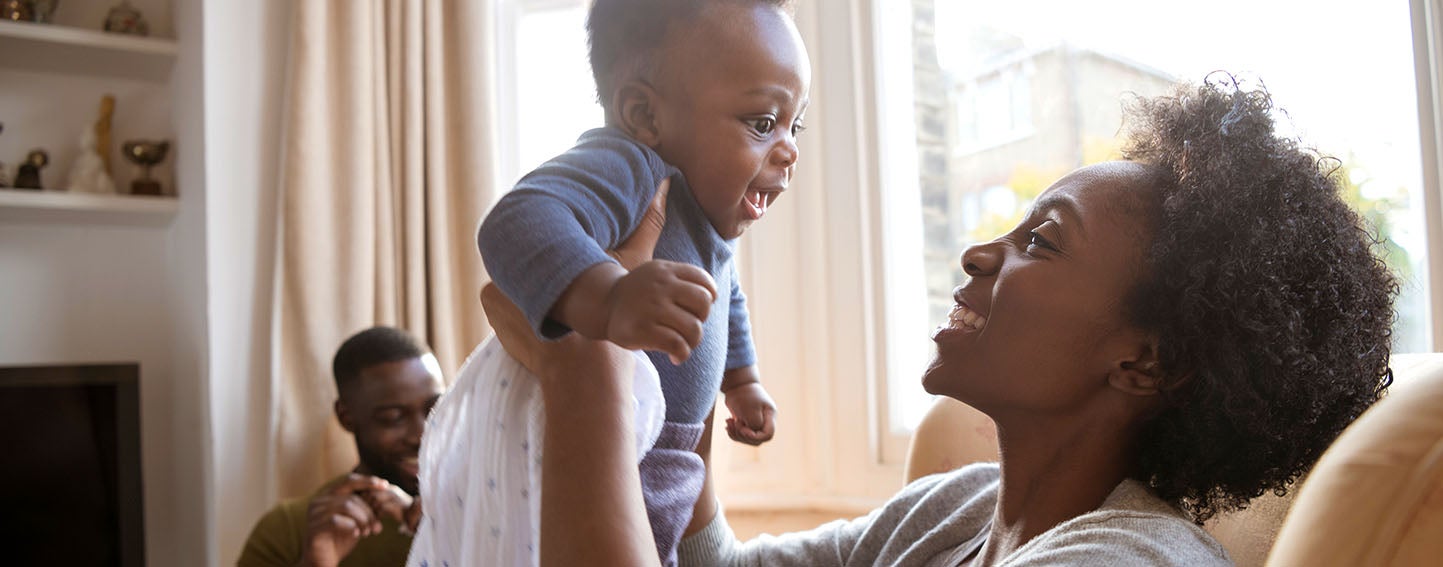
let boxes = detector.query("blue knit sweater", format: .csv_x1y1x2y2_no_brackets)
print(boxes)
477,127,757,424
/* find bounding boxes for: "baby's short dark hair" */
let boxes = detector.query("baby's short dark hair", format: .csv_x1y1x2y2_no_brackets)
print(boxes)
586,0,795,109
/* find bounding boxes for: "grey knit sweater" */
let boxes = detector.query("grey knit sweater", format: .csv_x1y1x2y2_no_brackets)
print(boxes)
677,463,1232,566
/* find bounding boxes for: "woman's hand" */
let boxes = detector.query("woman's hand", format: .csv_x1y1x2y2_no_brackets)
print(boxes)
484,178,670,385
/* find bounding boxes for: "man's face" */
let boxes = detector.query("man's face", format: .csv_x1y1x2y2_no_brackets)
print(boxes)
336,355,444,496
651,3,812,240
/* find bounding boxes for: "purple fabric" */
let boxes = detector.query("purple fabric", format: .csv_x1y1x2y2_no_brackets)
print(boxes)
638,421,707,567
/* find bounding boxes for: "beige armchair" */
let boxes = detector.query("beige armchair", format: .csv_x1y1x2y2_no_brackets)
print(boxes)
902,353,1443,567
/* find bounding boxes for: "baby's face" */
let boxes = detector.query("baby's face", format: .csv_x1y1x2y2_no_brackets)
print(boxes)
652,3,812,240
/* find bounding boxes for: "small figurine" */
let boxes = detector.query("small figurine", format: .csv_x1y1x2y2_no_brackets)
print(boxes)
122,140,168,196
14,149,49,190
103,0,149,37
96,95,116,176
31,0,56,23
68,129,116,194
0,0,31,22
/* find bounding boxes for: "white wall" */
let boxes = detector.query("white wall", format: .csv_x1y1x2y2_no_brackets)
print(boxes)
167,0,213,563
0,0,213,559
0,222,195,562
0,0,208,565
199,0,288,563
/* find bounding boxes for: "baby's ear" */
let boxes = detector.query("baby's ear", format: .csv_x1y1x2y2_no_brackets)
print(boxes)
614,79,662,146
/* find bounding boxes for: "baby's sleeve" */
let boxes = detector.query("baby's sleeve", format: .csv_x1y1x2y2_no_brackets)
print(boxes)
725,262,758,370
477,130,671,339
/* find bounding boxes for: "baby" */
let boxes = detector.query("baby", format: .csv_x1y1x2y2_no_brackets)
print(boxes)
477,0,810,563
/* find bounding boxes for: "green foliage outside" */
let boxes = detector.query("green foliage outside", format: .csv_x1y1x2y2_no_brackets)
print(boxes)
1334,156,1414,282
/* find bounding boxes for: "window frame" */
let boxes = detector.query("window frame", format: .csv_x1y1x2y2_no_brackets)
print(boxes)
486,0,1443,515
493,0,594,193
724,0,1443,512
1412,0,1443,352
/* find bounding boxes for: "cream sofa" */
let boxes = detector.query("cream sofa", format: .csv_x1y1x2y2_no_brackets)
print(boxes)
903,353,1443,567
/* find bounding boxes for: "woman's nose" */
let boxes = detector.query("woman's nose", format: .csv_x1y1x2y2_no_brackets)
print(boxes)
961,240,1002,278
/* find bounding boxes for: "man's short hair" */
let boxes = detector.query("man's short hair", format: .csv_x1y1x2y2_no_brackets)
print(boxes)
585,0,795,108
332,326,428,394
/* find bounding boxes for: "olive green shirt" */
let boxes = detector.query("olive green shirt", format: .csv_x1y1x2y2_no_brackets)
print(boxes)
236,475,413,567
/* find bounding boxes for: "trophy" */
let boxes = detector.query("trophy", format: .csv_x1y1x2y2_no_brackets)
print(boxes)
0,1,31,21
104,0,149,36
14,149,48,190
122,140,169,196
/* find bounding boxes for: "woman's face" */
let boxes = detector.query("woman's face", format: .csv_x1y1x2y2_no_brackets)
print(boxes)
923,162,1159,419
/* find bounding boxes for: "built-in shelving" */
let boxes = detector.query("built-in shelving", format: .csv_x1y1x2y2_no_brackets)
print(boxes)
0,19,176,82
0,189,177,226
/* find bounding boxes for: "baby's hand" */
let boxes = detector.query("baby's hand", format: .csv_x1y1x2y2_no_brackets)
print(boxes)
723,382,777,446
605,260,717,365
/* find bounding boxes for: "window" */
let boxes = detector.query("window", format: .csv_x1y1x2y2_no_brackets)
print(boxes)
495,0,602,189
479,0,1443,513
955,63,1035,152
875,0,1433,438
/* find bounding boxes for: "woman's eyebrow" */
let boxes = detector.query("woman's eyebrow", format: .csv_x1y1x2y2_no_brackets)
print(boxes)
1030,194,1086,235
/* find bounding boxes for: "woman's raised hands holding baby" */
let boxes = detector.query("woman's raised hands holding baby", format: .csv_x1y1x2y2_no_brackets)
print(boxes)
548,178,719,365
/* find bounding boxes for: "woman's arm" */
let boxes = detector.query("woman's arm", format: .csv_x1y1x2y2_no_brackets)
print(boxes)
480,182,674,567
482,282,661,567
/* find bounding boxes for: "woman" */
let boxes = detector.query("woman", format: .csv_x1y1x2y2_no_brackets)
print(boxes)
484,78,1397,566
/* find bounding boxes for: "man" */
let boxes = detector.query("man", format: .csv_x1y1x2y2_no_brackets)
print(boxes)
238,327,445,567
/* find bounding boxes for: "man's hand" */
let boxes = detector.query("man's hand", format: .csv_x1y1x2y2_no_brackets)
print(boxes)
722,382,778,446
300,474,413,567
604,261,717,365
357,484,422,535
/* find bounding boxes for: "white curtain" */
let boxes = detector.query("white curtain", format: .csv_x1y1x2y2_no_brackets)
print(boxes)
273,0,498,500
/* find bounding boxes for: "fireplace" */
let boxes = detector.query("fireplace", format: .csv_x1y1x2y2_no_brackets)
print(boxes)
0,363,145,567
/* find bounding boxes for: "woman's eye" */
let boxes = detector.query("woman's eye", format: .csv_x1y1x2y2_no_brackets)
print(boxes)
749,118,776,135
1028,230,1058,251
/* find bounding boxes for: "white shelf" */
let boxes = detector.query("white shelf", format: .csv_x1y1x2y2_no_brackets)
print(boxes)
0,189,177,226
0,19,176,82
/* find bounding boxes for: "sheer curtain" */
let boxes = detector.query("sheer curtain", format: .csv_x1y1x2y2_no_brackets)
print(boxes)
273,0,497,499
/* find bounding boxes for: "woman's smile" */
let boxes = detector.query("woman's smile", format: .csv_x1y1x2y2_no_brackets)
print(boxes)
934,300,987,340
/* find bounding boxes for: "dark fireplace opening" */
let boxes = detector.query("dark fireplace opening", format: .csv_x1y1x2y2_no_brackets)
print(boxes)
0,364,145,567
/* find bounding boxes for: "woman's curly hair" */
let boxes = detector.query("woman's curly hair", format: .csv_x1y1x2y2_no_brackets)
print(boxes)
1120,75,1398,523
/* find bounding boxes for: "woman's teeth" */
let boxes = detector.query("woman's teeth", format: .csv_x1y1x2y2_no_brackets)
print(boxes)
948,303,987,331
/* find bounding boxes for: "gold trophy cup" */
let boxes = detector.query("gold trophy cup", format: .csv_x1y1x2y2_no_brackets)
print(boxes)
122,140,169,196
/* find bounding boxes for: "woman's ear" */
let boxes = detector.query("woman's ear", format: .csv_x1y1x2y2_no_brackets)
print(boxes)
613,79,663,146
1109,338,1164,397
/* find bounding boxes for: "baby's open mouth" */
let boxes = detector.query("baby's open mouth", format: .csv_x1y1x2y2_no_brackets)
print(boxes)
744,189,780,220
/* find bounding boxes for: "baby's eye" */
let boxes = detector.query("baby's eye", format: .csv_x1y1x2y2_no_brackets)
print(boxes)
791,121,807,136
749,117,776,135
